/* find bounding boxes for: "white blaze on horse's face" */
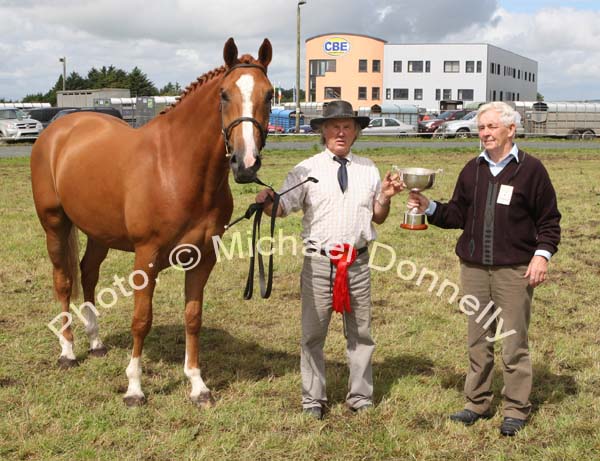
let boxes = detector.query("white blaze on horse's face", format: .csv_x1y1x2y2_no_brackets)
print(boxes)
235,74,258,169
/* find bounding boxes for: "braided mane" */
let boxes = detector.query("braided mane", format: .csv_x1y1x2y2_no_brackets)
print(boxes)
161,54,262,115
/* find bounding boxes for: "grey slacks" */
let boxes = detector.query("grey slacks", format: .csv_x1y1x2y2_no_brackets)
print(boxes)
460,261,534,419
300,250,374,410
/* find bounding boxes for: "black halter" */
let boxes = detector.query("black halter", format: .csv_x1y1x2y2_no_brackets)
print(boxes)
220,63,269,158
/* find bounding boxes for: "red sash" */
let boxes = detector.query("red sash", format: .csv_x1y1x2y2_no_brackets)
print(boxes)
328,243,357,313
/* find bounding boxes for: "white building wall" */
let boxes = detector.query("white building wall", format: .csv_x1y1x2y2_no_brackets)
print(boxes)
383,44,537,112
487,45,538,103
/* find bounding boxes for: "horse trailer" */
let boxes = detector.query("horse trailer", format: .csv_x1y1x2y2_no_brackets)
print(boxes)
519,102,600,139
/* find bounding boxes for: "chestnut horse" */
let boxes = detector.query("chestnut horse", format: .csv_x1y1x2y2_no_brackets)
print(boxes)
31,38,273,407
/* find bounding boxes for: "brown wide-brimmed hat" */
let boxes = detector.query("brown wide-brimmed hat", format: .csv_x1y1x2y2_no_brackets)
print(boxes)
310,100,370,130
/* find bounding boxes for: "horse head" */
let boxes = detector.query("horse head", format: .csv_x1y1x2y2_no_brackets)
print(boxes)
221,38,273,184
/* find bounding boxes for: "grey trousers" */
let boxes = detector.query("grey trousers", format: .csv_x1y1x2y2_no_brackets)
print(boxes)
460,261,534,419
300,251,374,410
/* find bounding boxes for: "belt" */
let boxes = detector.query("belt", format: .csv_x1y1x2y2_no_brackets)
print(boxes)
307,246,368,257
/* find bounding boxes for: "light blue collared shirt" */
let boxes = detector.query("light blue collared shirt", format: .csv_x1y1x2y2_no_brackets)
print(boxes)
424,143,552,260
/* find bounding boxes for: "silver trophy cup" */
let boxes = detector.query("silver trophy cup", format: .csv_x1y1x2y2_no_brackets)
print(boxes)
393,166,442,230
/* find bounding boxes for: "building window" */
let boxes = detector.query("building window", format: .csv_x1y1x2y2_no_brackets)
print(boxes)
324,87,341,99
393,61,402,72
408,61,423,73
309,59,336,76
458,89,474,101
492,90,496,101
435,89,441,101
477,61,482,73
372,87,380,100
466,61,475,73
425,61,431,72
372,60,381,72
414,88,423,100
444,61,460,73
518,69,521,79
490,62,495,74
393,88,409,100
443,89,452,100
386,88,391,100
533,73,535,82
358,59,367,72
500,91,503,101
358,87,367,100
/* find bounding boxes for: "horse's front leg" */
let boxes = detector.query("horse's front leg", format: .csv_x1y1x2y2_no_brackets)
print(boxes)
184,253,216,408
123,247,158,407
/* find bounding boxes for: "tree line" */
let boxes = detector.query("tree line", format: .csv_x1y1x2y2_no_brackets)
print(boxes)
17,66,183,105
1,66,303,105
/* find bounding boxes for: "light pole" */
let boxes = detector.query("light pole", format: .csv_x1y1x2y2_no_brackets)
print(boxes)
59,57,66,92
295,0,306,133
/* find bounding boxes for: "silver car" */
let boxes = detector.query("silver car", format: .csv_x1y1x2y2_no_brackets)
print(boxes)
0,108,43,141
362,117,416,136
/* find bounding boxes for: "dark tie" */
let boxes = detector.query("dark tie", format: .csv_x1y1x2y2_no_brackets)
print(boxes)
333,156,349,193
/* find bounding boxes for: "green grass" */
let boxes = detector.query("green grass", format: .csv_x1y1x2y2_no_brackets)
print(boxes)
1,146,599,460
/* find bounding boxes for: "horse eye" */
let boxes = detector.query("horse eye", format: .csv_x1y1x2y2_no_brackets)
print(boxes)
220,91,230,103
265,91,273,103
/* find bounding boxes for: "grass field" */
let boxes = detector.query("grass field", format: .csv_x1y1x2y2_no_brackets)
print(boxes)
1,145,599,460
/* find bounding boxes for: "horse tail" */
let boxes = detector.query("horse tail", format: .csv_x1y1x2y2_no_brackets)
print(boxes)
65,224,80,300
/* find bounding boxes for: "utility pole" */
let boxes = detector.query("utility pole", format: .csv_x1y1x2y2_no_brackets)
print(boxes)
59,57,66,91
295,0,306,133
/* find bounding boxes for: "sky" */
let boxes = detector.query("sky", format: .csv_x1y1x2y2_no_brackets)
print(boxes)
0,0,599,102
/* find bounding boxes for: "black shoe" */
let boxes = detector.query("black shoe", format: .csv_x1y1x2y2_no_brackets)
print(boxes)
449,409,491,426
500,417,526,436
303,406,323,420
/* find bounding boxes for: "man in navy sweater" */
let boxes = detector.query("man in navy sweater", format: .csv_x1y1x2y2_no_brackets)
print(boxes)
408,101,561,436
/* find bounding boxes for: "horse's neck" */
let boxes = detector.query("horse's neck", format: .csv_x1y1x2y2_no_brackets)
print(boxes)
155,77,230,191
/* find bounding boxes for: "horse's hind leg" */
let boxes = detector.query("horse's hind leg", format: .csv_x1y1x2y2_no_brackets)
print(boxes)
43,210,80,368
80,237,109,357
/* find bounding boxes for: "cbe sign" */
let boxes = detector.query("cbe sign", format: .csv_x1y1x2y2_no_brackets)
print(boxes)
323,37,351,56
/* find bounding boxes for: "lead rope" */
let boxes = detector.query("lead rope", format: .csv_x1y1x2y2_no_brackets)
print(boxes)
225,176,318,299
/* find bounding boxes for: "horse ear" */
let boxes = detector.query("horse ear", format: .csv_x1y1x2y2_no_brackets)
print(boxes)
223,37,239,68
258,38,272,69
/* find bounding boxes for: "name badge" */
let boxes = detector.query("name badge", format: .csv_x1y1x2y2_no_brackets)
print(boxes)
497,185,514,205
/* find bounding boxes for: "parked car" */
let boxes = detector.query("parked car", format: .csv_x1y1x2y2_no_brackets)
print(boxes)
286,124,314,133
362,117,416,136
0,108,43,142
433,111,478,138
434,110,525,138
267,124,284,134
418,109,470,136
28,107,77,129
49,107,124,124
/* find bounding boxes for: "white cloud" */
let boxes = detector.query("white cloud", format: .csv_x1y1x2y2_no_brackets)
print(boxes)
0,1,598,101
444,7,600,99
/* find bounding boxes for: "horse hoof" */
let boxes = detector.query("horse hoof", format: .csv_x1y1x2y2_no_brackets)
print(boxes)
88,346,108,357
191,392,216,409
57,357,79,369
123,395,147,407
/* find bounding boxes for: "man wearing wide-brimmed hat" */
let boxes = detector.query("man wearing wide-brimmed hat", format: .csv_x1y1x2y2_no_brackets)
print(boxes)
256,100,404,420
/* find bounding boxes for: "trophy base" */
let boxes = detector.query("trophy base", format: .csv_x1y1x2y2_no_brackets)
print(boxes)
401,212,428,231
400,223,428,230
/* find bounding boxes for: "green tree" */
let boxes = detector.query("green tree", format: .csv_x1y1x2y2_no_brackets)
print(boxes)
159,81,182,96
87,66,128,89
279,88,305,103
65,71,88,90
128,67,158,97
537,92,544,101
22,93,46,103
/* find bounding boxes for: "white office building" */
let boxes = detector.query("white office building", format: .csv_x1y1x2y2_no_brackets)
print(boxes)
383,43,538,111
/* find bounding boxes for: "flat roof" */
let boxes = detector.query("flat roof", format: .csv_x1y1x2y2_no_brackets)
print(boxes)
306,32,387,43
384,42,536,63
